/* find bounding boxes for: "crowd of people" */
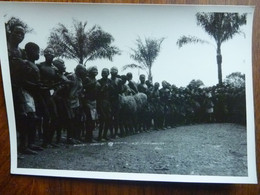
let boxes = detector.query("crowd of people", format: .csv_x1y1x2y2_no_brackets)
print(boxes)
7,23,246,156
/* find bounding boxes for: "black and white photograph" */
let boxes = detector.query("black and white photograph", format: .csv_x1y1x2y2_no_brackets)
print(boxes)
0,2,257,183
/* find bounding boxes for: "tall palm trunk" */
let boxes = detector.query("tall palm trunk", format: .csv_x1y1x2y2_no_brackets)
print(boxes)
79,57,84,66
148,67,152,83
216,42,222,85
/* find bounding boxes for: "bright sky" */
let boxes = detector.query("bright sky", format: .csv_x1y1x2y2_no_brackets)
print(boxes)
0,2,254,87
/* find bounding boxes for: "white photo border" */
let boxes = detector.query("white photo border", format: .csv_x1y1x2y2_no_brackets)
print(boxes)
0,2,257,184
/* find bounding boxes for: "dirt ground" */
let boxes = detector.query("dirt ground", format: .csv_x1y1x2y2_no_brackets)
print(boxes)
18,123,247,176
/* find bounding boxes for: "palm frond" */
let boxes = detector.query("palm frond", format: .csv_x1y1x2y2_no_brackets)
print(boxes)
130,37,164,68
176,35,209,48
121,63,145,71
47,19,120,65
196,12,247,44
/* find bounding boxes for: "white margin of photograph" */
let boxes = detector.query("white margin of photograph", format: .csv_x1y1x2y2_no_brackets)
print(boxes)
0,1,257,184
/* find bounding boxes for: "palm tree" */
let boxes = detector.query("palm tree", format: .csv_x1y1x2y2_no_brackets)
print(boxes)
177,12,247,85
48,19,120,66
122,37,165,82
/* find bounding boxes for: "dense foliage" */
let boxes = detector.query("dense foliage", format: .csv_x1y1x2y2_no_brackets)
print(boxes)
164,73,246,126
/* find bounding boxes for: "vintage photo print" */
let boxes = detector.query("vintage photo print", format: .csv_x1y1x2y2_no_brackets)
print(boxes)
0,2,257,183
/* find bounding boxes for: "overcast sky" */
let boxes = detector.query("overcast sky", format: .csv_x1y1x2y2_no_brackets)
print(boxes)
0,2,254,87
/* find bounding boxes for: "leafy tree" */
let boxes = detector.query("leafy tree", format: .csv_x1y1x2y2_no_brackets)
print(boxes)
177,12,247,85
47,19,120,66
187,79,204,89
224,72,245,88
122,37,165,82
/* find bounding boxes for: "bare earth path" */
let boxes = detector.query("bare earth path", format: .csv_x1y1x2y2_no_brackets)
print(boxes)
18,123,247,176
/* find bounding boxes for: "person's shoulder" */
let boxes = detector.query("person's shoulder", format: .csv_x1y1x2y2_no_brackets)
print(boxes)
106,78,113,85
115,77,121,82
37,61,46,68
20,48,27,59
128,80,134,85
137,83,143,89
51,64,59,72
66,72,75,80
114,77,122,85
85,76,91,82
97,78,103,84
37,62,47,72
38,61,45,65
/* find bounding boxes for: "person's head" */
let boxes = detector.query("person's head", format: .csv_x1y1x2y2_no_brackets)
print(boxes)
171,84,178,93
9,24,25,44
53,59,66,73
139,74,146,83
146,80,152,88
126,72,133,81
101,68,109,79
89,66,98,77
154,82,160,89
75,64,87,79
25,42,40,61
120,75,127,84
110,66,118,77
44,47,55,62
162,80,167,89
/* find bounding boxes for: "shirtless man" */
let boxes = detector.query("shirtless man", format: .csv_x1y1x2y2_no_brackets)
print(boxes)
137,74,148,94
82,66,99,143
24,42,44,152
159,81,171,129
110,67,122,138
126,72,138,95
8,24,38,155
38,47,61,148
97,68,113,141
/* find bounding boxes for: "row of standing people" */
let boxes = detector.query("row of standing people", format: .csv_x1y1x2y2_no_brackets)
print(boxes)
7,24,120,155
6,23,154,155
7,24,245,156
